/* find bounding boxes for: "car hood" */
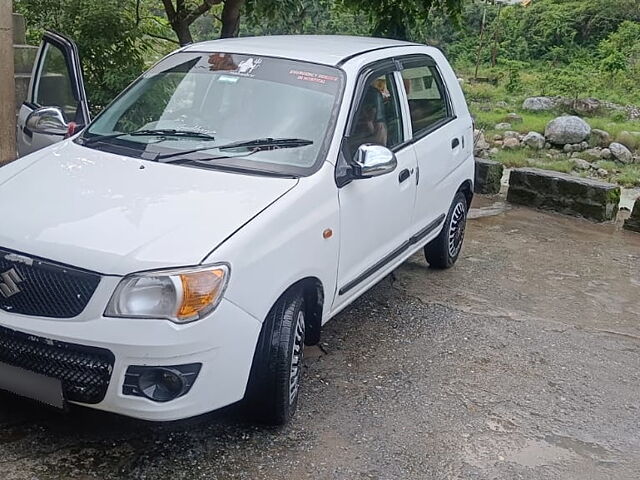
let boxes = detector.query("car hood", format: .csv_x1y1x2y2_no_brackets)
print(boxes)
0,141,298,275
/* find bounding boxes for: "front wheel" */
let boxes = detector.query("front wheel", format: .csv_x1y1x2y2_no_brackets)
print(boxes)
245,291,306,425
424,192,468,269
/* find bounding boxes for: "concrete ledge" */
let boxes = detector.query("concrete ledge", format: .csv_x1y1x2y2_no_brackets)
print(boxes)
507,168,620,222
623,198,640,232
474,158,504,195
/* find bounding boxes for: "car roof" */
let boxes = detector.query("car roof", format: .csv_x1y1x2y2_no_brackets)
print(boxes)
182,35,419,67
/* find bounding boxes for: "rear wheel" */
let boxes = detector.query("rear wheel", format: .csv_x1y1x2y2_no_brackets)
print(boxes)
424,192,468,269
245,291,306,425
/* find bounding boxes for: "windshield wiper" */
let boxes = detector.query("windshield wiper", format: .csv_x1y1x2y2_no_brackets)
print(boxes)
82,129,216,145
155,137,313,160
163,157,298,178
218,137,313,150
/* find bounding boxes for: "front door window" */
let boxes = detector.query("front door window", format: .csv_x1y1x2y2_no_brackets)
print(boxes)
345,73,404,159
34,43,79,123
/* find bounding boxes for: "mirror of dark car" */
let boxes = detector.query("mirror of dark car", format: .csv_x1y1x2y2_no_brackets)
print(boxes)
26,107,68,136
351,144,398,179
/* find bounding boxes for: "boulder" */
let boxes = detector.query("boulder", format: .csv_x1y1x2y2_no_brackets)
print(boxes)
507,168,620,222
590,129,611,147
474,158,504,195
522,96,556,112
503,138,520,149
495,123,512,131
617,131,640,151
573,158,592,171
573,98,602,116
505,113,523,124
473,130,490,155
523,132,545,150
545,116,591,145
609,142,633,164
623,197,640,233
582,148,603,161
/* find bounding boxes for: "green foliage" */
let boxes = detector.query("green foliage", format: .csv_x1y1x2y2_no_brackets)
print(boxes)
339,0,464,40
15,0,151,113
244,0,372,36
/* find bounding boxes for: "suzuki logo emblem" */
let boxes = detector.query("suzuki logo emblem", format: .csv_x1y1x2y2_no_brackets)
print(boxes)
0,268,24,298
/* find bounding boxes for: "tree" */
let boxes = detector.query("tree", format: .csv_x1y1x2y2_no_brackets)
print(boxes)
15,0,151,112
340,0,464,41
159,0,245,45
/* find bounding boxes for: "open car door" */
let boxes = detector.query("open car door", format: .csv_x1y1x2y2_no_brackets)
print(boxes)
16,31,90,157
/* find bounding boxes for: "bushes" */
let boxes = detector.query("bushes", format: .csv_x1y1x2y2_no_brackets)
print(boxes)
15,0,152,113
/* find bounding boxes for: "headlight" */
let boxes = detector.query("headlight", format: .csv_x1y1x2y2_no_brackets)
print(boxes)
105,264,229,323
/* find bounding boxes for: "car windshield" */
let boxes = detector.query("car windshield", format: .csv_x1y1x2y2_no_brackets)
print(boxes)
80,52,345,176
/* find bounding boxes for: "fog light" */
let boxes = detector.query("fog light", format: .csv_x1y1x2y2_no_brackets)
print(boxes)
138,368,185,402
123,364,201,402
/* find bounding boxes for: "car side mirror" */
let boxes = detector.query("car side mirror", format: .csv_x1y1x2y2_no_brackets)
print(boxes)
26,107,68,136
352,144,398,179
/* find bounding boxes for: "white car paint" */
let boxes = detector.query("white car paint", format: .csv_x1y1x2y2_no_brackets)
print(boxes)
3,35,474,421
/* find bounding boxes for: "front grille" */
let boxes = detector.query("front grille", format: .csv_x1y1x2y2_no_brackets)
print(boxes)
0,247,100,318
0,324,114,404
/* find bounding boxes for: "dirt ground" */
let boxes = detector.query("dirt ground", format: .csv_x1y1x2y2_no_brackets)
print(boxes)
1,196,639,480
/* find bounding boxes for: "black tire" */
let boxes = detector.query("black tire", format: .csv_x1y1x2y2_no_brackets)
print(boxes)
245,291,306,426
424,191,468,269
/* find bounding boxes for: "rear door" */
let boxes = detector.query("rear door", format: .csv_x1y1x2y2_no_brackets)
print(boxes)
16,31,89,157
397,55,460,230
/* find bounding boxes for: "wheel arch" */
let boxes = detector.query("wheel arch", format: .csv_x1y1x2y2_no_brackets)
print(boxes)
457,179,474,208
268,277,324,346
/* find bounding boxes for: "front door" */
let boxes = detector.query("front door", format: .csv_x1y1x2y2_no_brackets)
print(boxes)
17,31,89,157
333,63,417,309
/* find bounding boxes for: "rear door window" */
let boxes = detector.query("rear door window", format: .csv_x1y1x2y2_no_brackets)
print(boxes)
399,58,453,136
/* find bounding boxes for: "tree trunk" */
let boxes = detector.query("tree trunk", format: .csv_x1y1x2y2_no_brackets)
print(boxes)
220,0,245,38
173,21,194,46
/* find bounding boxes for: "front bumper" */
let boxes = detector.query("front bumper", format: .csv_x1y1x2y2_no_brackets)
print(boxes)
0,297,261,421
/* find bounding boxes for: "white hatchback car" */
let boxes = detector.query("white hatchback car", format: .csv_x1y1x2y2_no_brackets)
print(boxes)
2,34,474,424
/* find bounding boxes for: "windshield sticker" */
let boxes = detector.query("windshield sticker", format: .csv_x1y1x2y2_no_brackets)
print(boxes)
236,58,263,75
207,54,263,78
289,69,339,85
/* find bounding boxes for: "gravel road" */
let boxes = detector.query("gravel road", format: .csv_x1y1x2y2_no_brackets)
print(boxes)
1,198,639,479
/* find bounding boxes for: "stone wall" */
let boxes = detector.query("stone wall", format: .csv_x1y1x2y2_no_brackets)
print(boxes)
507,168,620,222
474,158,503,195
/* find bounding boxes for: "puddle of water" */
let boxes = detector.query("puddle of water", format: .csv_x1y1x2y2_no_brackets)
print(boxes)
544,434,611,459
508,439,576,467
507,435,611,468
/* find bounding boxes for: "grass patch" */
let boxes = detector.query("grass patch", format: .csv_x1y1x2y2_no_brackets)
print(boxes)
493,149,533,168
530,159,575,174
494,149,575,174
583,161,640,187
